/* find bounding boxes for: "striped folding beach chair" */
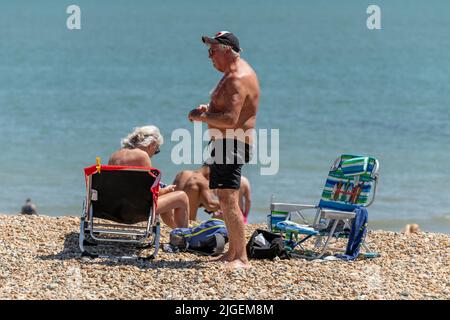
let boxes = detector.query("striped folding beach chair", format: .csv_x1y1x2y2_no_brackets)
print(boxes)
268,154,380,259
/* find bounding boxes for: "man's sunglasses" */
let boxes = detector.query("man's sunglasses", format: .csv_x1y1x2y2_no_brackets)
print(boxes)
208,47,220,56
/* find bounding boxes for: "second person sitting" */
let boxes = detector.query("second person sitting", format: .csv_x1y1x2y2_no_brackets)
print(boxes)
108,125,189,229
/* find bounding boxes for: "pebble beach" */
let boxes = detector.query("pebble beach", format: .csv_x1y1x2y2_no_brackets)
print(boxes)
0,214,449,300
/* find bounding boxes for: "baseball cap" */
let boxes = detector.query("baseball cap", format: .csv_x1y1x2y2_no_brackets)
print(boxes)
202,31,241,53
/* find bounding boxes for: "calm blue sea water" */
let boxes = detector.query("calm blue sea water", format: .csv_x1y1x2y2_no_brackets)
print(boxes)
1,0,449,233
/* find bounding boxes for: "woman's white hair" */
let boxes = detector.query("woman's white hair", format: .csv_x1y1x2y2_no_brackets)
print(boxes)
121,125,164,149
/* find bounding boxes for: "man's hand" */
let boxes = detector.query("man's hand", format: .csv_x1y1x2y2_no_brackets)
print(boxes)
188,104,208,122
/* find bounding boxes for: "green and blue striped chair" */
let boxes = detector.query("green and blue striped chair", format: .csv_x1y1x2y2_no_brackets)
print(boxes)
268,154,380,259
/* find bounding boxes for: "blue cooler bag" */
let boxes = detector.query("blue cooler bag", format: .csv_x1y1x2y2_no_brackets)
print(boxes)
169,218,228,256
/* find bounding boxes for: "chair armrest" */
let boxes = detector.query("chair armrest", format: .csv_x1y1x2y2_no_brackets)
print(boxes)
271,202,318,212
321,209,355,220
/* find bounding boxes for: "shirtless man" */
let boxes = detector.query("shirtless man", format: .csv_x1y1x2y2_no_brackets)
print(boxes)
173,164,252,222
188,31,259,269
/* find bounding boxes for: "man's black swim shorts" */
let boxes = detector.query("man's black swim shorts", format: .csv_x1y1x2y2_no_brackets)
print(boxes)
207,139,252,190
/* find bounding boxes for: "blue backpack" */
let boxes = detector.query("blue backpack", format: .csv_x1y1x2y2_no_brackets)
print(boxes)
169,219,228,256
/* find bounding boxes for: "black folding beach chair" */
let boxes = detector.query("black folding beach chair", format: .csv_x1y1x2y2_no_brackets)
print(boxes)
79,161,161,260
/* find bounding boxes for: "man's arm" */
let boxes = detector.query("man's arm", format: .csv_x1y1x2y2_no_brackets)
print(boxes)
199,184,221,212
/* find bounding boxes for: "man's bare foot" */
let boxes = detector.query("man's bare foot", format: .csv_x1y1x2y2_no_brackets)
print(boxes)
224,259,251,270
213,251,234,262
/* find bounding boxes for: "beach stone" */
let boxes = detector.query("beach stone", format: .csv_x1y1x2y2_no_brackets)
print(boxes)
0,216,449,300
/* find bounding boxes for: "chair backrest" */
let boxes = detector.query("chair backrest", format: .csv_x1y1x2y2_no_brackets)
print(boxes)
84,165,161,224
318,154,379,212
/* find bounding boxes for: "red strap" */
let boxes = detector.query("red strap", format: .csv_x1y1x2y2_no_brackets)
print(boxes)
84,164,159,177
83,164,162,209
150,171,161,210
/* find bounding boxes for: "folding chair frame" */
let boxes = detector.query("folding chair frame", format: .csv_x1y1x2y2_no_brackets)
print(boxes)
79,166,161,260
269,156,380,260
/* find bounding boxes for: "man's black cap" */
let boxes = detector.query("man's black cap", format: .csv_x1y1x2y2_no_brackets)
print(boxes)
202,31,241,53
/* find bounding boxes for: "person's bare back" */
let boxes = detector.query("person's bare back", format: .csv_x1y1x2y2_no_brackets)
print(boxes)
173,166,220,220
108,148,151,167
173,170,195,190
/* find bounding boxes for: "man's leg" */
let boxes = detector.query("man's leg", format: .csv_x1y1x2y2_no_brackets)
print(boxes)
214,198,235,262
217,188,250,269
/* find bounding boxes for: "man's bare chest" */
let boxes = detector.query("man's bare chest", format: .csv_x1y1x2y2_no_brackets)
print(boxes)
210,77,228,107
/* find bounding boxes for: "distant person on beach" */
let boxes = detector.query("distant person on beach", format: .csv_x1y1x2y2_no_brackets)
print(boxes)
403,224,421,235
188,31,260,269
173,164,251,222
108,125,189,229
21,198,37,215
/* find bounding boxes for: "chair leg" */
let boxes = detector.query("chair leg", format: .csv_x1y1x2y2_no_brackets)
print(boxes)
314,236,323,249
79,216,99,258
145,222,160,260
316,220,339,259
362,242,370,252
361,240,380,258
79,216,86,254
79,204,161,261
83,239,97,246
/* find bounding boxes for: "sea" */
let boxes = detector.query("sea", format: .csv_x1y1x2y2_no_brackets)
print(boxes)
1,0,449,233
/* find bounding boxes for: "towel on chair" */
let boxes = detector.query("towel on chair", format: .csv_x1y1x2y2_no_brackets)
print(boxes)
335,206,368,261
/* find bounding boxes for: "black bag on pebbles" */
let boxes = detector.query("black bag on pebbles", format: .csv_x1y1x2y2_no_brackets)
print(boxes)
246,229,290,260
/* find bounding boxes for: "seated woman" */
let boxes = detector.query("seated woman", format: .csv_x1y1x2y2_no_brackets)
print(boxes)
108,125,189,229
